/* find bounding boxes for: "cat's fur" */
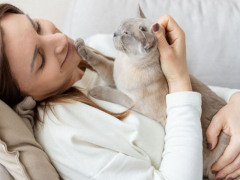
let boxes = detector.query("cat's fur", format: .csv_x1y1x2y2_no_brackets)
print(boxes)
74,6,237,180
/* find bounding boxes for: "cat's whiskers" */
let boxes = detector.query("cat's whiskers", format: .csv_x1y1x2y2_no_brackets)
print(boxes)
115,38,127,54
120,41,128,54
119,38,136,56
120,44,127,54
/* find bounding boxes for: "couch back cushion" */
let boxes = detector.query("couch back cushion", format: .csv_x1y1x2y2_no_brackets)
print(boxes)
63,0,240,88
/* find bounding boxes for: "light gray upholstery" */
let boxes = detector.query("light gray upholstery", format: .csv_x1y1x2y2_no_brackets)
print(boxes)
63,0,240,88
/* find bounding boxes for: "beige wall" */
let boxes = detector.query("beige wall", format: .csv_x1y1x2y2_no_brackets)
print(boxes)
0,0,72,31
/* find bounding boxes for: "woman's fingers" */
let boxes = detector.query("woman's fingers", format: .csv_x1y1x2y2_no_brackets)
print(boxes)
225,168,240,180
206,112,224,150
157,15,185,55
212,136,240,173
207,93,240,179
157,14,184,41
151,23,172,54
215,153,240,179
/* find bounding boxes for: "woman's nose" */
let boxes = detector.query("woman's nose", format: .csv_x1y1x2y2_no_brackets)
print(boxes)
44,33,69,55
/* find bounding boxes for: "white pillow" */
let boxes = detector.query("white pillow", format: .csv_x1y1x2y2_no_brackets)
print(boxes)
85,34,119,58
65,0,240,88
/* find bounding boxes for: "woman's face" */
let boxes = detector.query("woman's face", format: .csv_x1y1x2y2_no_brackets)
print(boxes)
0,13,83,101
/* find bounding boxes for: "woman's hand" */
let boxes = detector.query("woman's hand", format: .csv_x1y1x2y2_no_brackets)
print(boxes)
206,92,240,180
151,15,192,93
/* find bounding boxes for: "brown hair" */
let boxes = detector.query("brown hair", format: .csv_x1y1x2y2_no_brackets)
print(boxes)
0,3,129,127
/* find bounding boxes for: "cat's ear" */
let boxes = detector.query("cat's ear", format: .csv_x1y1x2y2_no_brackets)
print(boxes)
137,4,146,19
141,31,156,52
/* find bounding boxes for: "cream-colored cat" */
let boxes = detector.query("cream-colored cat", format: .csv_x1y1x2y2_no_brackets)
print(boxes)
74,6,237,180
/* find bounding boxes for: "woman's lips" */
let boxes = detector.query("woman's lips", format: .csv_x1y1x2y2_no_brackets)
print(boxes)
62,42,72,66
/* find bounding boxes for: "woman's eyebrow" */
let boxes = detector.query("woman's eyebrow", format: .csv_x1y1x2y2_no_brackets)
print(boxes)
25,14,38,73
26,14,35,30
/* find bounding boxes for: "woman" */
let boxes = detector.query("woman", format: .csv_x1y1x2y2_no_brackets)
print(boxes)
0,3,239,180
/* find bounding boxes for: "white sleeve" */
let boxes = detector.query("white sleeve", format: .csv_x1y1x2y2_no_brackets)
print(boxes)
49,92,202,180
159,91,203,180
92,92,202,180
208,85,240,103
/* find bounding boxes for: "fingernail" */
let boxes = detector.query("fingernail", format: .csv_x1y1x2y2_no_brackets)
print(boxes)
152,23,159,32
227,177,233,180
207,143,212,150
212,170,218,174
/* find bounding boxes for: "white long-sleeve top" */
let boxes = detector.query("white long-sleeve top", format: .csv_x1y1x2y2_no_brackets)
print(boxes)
35,68,240,180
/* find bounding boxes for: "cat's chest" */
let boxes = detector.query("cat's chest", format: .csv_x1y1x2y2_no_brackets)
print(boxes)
113,54,161,90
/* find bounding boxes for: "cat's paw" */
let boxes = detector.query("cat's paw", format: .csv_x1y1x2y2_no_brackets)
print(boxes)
74,38,88,60
89,86,105,100
74,38,85,47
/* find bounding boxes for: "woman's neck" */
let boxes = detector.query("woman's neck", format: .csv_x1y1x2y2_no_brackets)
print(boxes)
68,67,86,88
76,67,85,82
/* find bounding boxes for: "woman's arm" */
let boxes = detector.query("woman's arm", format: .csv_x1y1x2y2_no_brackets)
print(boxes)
151,15,203,179
160,91,202,179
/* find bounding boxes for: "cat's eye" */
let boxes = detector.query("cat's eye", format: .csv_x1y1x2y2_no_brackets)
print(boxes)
139,26,147,32
124,31,129,35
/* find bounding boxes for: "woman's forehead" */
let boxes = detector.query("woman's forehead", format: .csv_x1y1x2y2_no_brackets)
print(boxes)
0,13,37,87
1,14,36,72
1,13,29,31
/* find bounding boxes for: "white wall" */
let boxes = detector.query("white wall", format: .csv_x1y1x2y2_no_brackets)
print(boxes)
0,0,72,31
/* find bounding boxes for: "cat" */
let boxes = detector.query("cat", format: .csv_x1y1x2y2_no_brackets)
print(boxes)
74,5,237,180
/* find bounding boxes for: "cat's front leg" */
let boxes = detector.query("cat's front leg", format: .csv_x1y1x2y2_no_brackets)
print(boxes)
74,38,115,87
89,86,135,108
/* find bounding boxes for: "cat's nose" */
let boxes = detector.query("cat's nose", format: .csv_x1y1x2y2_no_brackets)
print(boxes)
113,32,117,37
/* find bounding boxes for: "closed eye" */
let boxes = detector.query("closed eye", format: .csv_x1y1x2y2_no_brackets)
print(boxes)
39,50,45,70
35,20,41,34
34,20,45,71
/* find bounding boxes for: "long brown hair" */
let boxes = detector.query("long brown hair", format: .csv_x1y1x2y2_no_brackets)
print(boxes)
0,3,129,127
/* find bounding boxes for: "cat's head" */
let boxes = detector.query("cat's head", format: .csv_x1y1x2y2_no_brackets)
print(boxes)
113,5,158,61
